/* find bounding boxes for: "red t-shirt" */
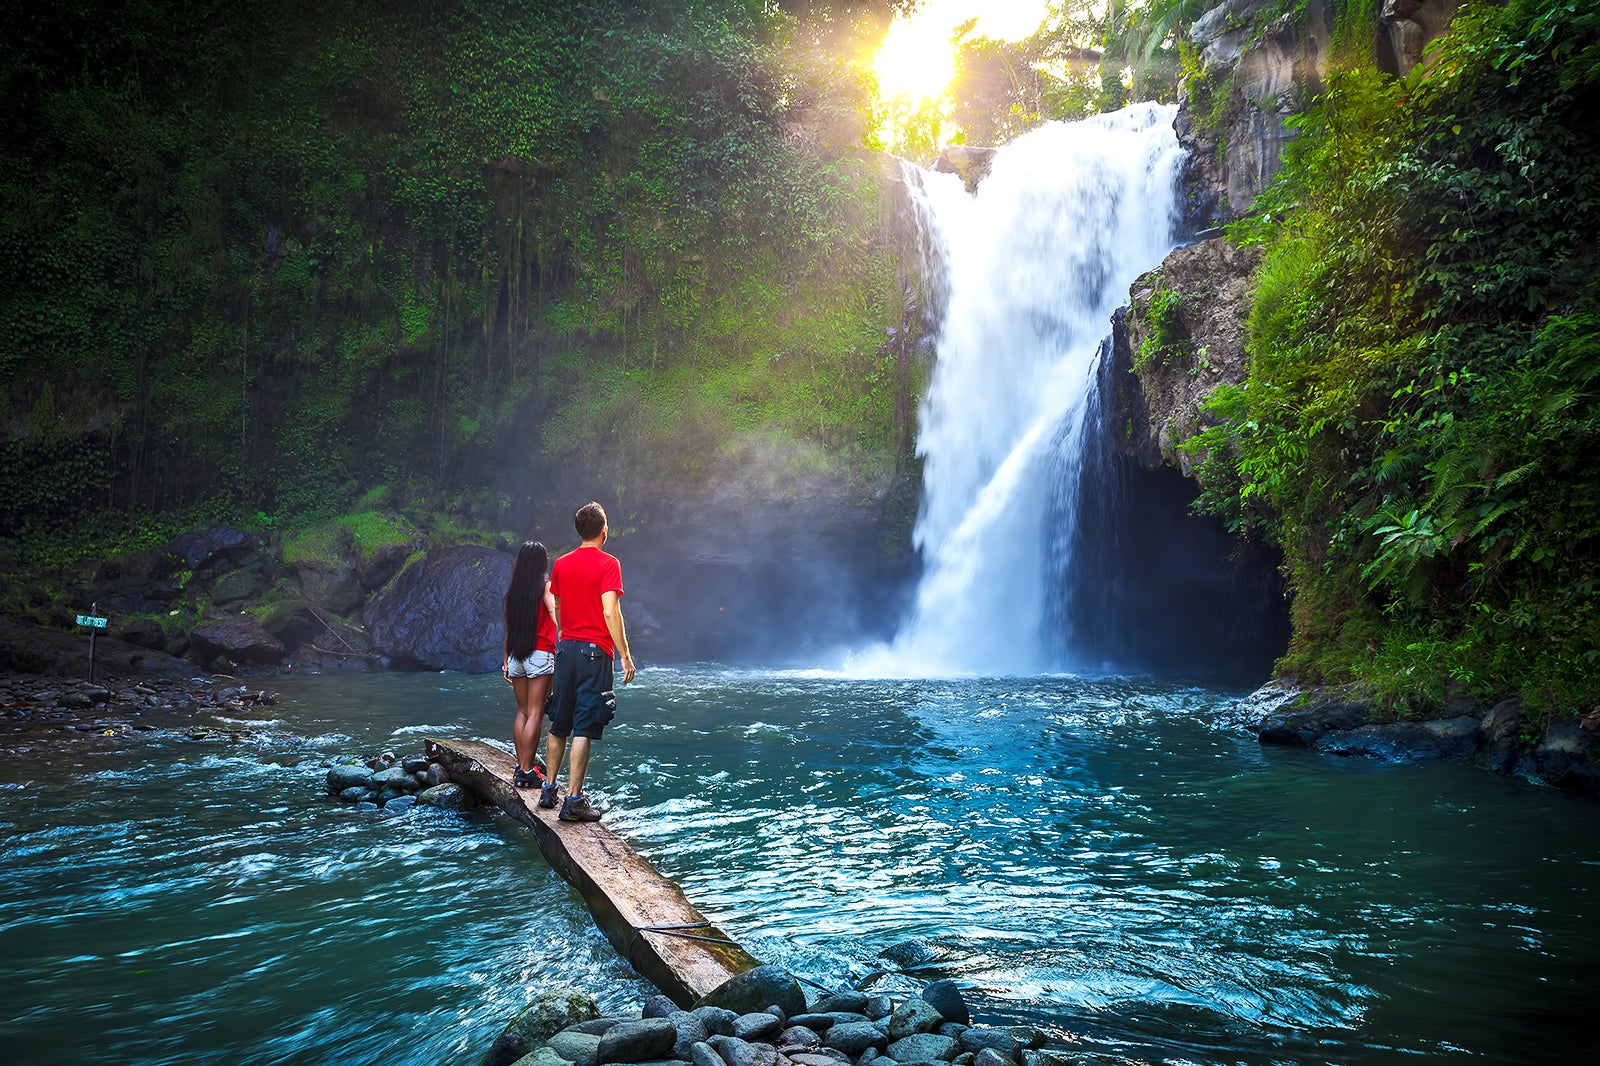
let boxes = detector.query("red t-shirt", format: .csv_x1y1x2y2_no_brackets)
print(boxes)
535,580,557,653
550,546,623,657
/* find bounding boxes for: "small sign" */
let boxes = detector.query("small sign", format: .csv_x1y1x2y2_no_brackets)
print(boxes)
76,614,107,629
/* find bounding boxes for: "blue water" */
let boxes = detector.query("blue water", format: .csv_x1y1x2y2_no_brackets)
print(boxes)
3,668,1598,1064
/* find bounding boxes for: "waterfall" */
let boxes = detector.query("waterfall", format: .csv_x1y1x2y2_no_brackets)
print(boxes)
869,104,1184,677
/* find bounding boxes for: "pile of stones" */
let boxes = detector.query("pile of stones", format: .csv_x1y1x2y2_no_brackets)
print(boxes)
485,970,1068,1066
323,749,469,816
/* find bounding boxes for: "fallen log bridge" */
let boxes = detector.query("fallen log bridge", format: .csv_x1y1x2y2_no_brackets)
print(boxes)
426,737,762,1008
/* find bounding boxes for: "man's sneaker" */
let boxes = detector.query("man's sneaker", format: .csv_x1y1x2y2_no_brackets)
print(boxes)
512,766,546,789
558,794,603,822
538,783,560,809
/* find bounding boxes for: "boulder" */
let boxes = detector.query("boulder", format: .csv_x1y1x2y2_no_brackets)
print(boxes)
597,1019,677,1064
730,1013,782,1042
164,525,254,571
211,566,264,604
189,616,285,666
298,564,365,614
364,545,512,672
919,982,970,1027
483,990,602,1066
706,1035,776,1066
417,782,468,810
693,965,805,1019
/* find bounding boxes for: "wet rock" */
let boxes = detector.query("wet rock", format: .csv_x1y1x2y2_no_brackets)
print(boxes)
327,762,373,792
776,1026,821,1049
957,1031,1021,1059
669,1012,709,1058
1315,716,1482,762
381,795,416,817
810,994,868,1015
597,1018,677,1064
707,1035,776,1066
164,525,255,571
731,1012,782,1041
299,564,365,615
787,1015,837,1032
365,545,512,672
1478,698,1525,774
887,1033,957,1064
694,965,805,1019
919,982,969,1027
690,1006,737,1037
417,783,468,810
822,1022,887,1057
212,567,264,604
190,616,285,666
515,1049,578,1066
689,1043,723,1066
886,1000,942,1039
548,1031,602,1066
971,1050,1011,1066
1533,713,1600,795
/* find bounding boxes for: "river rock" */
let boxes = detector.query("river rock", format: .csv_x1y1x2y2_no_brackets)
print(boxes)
730,1012,782,1041
597,1018,677,1064
918,981,969,1026
776,1025,821,1049
971,1050,1011,1066
886,1000,942,1039
957,1030,1021,1059
690,1006,737,1037
643,996,679,1019
514,1049,577,1066
688,1043,722,1066
548,1030,602,1066
417,782,468,809
382,795,416,816
822,1022,887,1057
887,1033,957,1064
372,765,420,791
707,1035,776,1066
693,965,805,1019
668,1012,709,1058
787,1015,837,1032
810,994,868,1014
364,545,512,671
327,762,373,792
190,616,285,666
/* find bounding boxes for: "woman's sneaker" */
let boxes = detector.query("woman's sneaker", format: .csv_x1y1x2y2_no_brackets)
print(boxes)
558,794,603,822
513,766,546,789
538,783,560,809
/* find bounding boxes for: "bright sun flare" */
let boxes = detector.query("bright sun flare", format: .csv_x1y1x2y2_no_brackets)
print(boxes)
870,0,1053,150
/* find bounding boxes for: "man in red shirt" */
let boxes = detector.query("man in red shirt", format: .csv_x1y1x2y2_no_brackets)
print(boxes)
540,501,636,822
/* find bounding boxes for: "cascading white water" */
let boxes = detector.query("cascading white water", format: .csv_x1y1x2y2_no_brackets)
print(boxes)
866,104,1183,677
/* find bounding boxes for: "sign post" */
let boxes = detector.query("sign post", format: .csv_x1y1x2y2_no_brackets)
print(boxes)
76,603,108,682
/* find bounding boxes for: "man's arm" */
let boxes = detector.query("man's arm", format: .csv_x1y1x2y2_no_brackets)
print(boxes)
601,589,635,684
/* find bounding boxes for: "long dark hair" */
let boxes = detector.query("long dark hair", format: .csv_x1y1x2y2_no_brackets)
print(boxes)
504,540,549,660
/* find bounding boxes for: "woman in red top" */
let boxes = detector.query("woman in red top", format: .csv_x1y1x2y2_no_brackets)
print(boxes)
503,541,559,789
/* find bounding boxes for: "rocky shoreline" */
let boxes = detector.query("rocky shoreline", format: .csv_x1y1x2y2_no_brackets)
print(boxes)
1226,679,1600,795
0,669,283,759
483,972,1071,1066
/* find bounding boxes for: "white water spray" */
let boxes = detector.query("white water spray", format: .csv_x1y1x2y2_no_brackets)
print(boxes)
856,104,1183,677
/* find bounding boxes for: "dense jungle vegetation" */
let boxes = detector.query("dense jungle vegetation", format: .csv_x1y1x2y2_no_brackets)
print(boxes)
0,0,930,568
1189,0,1600,712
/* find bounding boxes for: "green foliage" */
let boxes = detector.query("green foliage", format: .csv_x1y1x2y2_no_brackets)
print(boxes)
2,0,909,558
1133,285,1186,370
1192,0,1600,711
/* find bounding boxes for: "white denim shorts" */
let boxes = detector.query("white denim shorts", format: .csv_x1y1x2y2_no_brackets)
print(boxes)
505,649,555,678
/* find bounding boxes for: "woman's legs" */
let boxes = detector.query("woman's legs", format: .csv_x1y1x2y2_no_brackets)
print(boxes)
511,676,544,773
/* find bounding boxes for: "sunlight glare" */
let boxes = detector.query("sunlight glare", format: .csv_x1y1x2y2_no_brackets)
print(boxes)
869,0,1053,151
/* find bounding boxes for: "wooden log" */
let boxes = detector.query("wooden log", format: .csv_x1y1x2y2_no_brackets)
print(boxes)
425,737,762,1007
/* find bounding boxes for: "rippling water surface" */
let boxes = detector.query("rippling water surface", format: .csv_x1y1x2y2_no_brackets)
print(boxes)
4,668,1597,1065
